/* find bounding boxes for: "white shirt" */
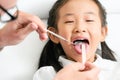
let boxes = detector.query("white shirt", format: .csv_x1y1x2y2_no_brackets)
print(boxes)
33,55,117,80
108,62,120,80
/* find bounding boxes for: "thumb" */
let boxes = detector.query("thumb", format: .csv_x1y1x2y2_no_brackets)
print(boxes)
65,62,85,71
85,62,100,73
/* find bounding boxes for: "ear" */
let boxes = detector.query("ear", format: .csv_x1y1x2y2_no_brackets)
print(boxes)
100,26,108,42
47,27,60,44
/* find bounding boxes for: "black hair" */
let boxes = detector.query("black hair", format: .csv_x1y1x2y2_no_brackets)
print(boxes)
38,0,116,72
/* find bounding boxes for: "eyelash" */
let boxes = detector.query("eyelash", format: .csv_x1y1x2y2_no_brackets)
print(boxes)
64,19,94,24
86,20,94,22
65,21,74,23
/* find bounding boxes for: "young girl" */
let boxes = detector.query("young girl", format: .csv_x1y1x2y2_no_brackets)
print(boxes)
33,0,117,80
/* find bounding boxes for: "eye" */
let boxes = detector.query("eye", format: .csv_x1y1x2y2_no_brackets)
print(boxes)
65,21,74,23
86,20,94,22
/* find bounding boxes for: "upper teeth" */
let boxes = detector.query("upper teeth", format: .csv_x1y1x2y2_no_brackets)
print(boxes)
73,40,84,45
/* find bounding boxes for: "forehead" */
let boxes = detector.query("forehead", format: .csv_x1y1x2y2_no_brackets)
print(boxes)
59,0,99,16
0,0,17,9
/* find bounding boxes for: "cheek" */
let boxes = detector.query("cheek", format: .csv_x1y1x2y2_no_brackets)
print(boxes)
90,26,101,35
88,26,103,52
90,30,102,48
58,27,72,39
89,24,102,40
60,42,74,58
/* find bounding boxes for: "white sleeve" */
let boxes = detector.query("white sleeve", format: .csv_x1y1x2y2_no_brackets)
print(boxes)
33,66,56,80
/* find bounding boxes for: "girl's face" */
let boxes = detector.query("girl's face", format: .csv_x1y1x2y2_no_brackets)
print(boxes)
50,0,107,62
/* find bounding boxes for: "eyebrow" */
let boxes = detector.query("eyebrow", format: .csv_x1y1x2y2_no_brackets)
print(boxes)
64,13,74,17
85,12,96,15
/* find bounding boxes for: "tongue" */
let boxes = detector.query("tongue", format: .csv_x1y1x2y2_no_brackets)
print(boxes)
74,43,87,54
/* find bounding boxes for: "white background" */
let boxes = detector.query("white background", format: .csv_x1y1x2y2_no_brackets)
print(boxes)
0,0,120,80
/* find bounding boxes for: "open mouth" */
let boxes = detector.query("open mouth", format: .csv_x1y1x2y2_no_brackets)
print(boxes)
72,39,89,54
73,39,89,46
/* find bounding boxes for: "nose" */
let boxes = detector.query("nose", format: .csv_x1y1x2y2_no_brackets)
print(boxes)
73,22,86,33
74,28,86,33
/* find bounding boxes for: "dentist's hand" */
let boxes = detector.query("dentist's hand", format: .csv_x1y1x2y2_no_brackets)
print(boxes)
0,11,48,48
54,62,100,80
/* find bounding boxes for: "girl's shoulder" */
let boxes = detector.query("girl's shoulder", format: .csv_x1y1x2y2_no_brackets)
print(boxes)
33,66,56,80
94,55,118,80
94,54,117,70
